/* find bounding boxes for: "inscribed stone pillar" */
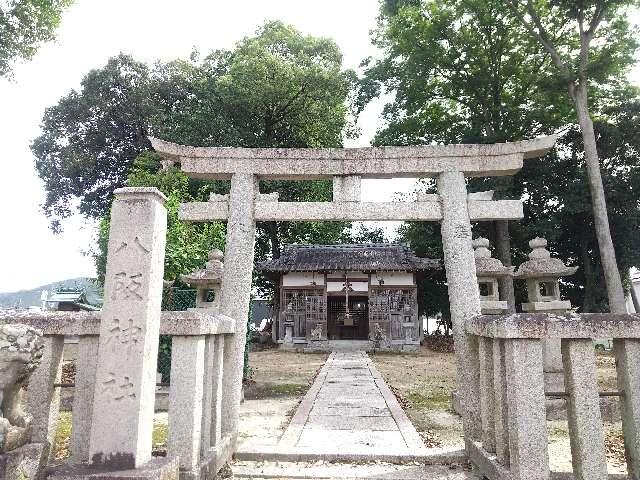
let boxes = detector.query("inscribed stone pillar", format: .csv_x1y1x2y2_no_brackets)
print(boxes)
219,173,257,443
494,221,516,313
437,170,482,442
89,187,167,469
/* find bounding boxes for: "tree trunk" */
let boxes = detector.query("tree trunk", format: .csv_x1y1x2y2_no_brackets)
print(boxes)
581,238,595,312
265,222,282,342
571,83,627,313
493,221,516,313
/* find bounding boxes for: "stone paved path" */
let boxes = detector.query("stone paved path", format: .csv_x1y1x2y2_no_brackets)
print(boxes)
277,351,428,458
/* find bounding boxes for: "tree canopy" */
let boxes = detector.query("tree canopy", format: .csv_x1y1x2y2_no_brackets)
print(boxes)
362,0,640,315
0,0,73,77
359,0,572,145
505,0,639,312
39,22,374,288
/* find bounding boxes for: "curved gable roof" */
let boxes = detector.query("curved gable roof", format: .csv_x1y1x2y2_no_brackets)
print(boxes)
258,243,440,273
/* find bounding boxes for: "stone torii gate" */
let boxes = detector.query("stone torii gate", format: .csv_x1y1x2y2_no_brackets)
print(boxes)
150,135,557,448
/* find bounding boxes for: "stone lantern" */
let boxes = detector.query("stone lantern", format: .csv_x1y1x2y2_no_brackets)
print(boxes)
515,237,577,313
181,248,224,310
473,237,513,315
515,237,577,400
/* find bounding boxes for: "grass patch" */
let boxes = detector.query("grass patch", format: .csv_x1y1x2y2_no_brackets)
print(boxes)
271,383,306,396
407,389,451,411
53,412,72,461
547,425,569,440
153,422,168,446
52,412,169,459
244,382,308,399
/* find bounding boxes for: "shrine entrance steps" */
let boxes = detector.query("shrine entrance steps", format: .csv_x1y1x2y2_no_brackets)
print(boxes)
236,351,464,464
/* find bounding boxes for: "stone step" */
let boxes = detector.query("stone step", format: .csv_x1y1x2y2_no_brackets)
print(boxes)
230,461,629,480
234,445,466,464
230,460,473,479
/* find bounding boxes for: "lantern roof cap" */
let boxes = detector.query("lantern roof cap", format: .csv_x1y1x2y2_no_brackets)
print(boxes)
473,237,513,277
181,248,224,286
514,237,578,279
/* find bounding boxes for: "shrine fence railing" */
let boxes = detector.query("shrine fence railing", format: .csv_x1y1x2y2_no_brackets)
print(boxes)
465,312,640,480
0,309,235,478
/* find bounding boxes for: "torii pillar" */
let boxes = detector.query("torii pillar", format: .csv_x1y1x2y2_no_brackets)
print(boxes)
218,174,258,445
438,171,482,442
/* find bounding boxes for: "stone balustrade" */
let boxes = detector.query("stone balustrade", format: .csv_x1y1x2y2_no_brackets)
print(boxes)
466,313,640,480
0,310,235,479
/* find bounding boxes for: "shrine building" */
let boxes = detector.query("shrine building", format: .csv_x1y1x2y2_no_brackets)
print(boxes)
258,243,440,350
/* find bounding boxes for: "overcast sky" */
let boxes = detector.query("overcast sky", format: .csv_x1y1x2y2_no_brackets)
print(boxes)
0,1,638,293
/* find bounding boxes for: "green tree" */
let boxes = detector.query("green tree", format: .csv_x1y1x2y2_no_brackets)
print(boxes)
521,102,640,312
361,0,640,314
0,0,73,77
359,0,571,146
32,55,166,230
95,152,226,285
78,22,367,286
506,0,639,313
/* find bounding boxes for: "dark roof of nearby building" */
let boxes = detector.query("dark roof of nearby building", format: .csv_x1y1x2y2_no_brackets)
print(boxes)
45,291,101,311
258,243,441,273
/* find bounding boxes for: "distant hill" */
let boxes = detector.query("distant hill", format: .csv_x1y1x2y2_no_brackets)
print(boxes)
0,277,102,309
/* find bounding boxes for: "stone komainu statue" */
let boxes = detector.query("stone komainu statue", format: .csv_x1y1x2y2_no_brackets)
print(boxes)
0,324,44,453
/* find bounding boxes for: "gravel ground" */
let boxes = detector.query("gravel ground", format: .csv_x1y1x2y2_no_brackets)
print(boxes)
371,342,627,475
236,347,328,452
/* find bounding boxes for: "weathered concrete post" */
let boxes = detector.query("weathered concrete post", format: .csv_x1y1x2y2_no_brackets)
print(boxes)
219,173,258,444
88,187,167,469
478,337,496,453
70,334,99,463
505,338,549,480
168,335,206,471
492,338,510,466
437,170,482,442
27,335,63,452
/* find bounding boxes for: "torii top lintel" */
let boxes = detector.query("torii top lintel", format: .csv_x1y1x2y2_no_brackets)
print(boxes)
149,135,557,180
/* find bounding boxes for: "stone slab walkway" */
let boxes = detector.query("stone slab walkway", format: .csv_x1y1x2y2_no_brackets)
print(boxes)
236,351,464,463
278,351,426,456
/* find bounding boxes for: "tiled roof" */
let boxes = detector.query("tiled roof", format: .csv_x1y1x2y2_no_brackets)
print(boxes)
258,243,440,273
46,292,85,303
